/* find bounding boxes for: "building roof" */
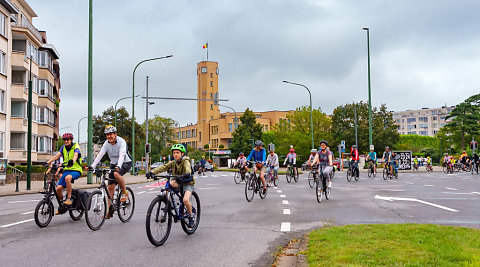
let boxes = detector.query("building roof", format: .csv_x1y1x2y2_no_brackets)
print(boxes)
41,44,60,59
16,0,36,17
0,0,19,14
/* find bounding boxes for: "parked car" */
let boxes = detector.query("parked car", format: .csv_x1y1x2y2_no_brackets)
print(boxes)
194,161,214,172
151,162,163,169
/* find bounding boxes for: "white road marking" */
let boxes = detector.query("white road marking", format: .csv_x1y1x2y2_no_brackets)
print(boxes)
1,219,34,228
283,209,291,215
463,178,472,180
8,200,39,204
149,188,155,191
206,184,218,186
281,222,291,232
21,211,34,215
282,200,289,205
445,187,459,191
374,195,459,212
280,195,286,198
405,182,414,185
379,189,405,192
197,187,217,190
221,175,228,177
273,187,278,189
442,192,477,195
472,192,480,195
277,190,282,193
138,191,146,194
424,184,435,187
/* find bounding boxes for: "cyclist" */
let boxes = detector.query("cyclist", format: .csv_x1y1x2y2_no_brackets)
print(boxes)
426,156,432,170
147,144,195,227
247,140,267,193
283,148,298,177
89,125,132,218
266,148,279,179
381,146,393,175
392,151,400,175
413,156,419,170
459,151,470,170
45,133,82,213
472,153,479,173
366,148,377,174
307,149,318,170
199,156,207,176
350,145,359,177
310,140,334,188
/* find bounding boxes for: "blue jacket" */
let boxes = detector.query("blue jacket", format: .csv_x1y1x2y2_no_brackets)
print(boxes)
247,148,266,163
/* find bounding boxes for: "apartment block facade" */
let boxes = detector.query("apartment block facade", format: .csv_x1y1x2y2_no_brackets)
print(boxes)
392,106,454,137
0,0,60,165
174,61,291,150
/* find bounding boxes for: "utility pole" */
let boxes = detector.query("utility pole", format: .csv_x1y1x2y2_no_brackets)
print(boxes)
87,0,93,184
26,52,33,190
354,103,358,148
145,76,150,171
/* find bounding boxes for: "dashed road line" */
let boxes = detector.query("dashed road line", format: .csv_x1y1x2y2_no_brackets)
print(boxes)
1,219,34,228
277,190,282,193
21,211,34,215
378,189,405,192
405,182,414,185
8,200,39,204
282,200,289,205
280,222,291,232
424,184,434,187
138,191,146,194
280,195,286,198
283,209,291,215
445,187,459,191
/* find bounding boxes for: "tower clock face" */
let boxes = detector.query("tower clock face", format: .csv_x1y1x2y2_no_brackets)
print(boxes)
201,67,207,73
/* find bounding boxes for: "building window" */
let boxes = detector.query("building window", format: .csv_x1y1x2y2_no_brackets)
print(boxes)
201,67,207,73
216,68,219,74
210,73,213,78
407,131,417,135
210,104,213,110
210,81,213,87
11,101,26,118
419,131,428,136
0,90,4,113
0,13,6,37
37,136,53,153
0,50,5,75
0,132,4,153
228,123,232,132
407,125,416,130
11,133,26,150
433,117,437,121
419,124,428,129
265,125,268,131
407,118,416,123
419,117,428,122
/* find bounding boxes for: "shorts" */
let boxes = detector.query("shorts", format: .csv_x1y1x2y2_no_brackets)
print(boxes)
58,170,81,187
182,184,195,193
108,162,132,185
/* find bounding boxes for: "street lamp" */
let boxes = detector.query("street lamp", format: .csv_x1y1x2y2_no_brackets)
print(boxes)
26,52,34,190
282,80,314,149
115,95,140,128
131,55,173,173
363,27,373,149
174,121,181,144
78,116,87,144
219,104,238,130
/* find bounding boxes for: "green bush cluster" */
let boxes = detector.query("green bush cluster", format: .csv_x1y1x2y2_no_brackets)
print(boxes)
7,165,48,174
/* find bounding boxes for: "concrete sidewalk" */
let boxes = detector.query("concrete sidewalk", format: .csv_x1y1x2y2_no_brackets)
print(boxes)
0,173,149,197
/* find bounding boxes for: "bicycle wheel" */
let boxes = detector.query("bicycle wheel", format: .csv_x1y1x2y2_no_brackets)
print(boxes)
443,165,447,174
324,179,331,200
308,172,315,188
85,190,106,231
146,196,172,246
373,167,377,177
286,171,292,183
34,199,53,228
383,168,388,180
273,176,279,186
181,191,201,235
259,181,267,199
245,176,255,202
316,178,323,203
234,171,241,184
266,174,272,187
346,169,352,182
117,187,135,223
354,171,359,181
69,209,84,221
367,167,372,177
294,170,299,182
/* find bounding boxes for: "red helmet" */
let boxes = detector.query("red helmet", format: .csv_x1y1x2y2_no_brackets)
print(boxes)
239,152,244,156
62,133,74,140
289,149,295,152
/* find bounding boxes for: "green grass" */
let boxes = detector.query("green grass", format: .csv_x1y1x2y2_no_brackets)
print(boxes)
308,224,480,267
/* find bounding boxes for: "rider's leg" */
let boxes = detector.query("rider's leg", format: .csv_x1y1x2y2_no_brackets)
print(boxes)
114,172,127,193
183,190,192,215
274,166,278,178
260,168,266,188
107,183,116,207
56,185,64,200
323,166,333,186
65,175,73,199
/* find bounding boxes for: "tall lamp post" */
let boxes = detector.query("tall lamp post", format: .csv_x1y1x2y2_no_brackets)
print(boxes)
26,52,34,190
219,104,238,130
87,0,93,184
78,116,87,144
115,95,140,128
283,81,314,149
363,27,373,149
131,55,172,174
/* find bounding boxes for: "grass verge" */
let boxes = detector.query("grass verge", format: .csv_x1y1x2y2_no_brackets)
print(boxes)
308,224,480,266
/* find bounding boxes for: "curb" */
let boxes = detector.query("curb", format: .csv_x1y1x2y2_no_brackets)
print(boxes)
274,234,309,267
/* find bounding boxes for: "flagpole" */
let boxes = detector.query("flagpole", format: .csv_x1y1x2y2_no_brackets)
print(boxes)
207,42,209,61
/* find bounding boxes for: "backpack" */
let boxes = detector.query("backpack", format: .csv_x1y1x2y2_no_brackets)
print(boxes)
78,189,90,211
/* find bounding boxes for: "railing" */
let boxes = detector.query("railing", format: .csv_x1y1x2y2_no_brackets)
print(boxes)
7,165,24,176
12,15,42,42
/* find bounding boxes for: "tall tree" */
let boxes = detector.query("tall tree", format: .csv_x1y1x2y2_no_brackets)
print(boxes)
141,115,176,158
445,94,480,149
229,108,263,157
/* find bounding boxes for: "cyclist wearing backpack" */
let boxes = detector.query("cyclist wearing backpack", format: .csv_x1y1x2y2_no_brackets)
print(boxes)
45,133,82,213
147,144,195,227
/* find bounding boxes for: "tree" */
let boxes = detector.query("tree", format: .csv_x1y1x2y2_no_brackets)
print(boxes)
141,115,175,162
271,106,332,162
92,106,144,161
445,94,480,149
229,108,263,157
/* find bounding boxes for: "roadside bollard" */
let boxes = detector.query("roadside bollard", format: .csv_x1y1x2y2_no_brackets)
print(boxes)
15,175,19,192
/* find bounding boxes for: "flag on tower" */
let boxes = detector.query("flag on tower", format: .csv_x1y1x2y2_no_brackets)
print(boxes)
202,43,208,49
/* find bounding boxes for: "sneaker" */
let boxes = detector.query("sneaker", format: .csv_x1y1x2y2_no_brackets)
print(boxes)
187,215,195,228
263,187,267,194
55,210,60,215
63,198,72,205
327,181,332,188
120,191,129,202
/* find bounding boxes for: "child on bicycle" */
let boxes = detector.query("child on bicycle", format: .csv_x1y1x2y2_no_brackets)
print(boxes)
266,148,279,179
283,148,298,177
247,140,267,193
147,144,195,228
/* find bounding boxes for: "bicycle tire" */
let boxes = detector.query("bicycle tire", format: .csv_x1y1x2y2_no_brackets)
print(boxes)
245,176,255,202
443,165,447,174
259,183,267,199
325,179,331,200
367,167,372,177
181,191,201,235
373,168,377,177
234,171,241,184
286,170,292,183
266,173,272,187
146,196,172,246
346,169,352,182
85,190,106,231
308,172,315,188
274,176,279,186
69,209,84,221
34,199,53,228
294,170,299,182
354,173,359,181
316,178,323,203
383,168,388,180
117,187,135,223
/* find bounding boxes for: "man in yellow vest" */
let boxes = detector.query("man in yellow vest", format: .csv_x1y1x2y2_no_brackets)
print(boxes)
46,133,82,213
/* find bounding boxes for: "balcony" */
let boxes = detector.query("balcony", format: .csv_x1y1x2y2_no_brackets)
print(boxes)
11,15,42,43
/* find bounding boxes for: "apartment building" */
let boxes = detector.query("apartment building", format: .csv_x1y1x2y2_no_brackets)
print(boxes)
173,61,292,150
392,106,454,137
0,0,60,165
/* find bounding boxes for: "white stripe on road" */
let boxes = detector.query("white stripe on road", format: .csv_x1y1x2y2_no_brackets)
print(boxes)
277,190,282,193
379,189,405,192
280,195,286,198
442,192,478,195
445,187,459,191
138,191,146,194
424,184,435,187
21,211,34,215
8,200,39,204
374,195,459,212
472,192,480,195
197,187,217,190
281,222,291,232
149,188,155,191
221,175,228,177
405,182,414,185
1,219,34,228
282,200,289,205
273,187,278,189
206,184,218,186
283,209,291,215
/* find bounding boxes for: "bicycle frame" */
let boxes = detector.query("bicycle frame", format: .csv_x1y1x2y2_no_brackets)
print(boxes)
93,168,122,210
41,166,81,213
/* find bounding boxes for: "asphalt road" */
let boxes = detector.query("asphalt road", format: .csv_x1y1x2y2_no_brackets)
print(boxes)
1,170,479,266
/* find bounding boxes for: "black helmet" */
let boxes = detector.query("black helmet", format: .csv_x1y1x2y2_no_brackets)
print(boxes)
255,140,264,147
320,140,328,146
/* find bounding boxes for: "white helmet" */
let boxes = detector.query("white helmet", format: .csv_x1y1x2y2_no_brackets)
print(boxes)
104,125,117,134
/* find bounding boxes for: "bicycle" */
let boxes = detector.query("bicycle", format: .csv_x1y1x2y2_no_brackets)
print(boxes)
85,168,135,231
307,165,318,188
285,163,298,183
367,160,377,178
471,161,479,175
233,165,248,184
34,164,87,228
426,163,433,172
265,166,279,187
346,160,359,182
245,161,267,202
412,163,419,172
145,174,201,246
442,162,453,174
382,162,397,180
316,165,331,203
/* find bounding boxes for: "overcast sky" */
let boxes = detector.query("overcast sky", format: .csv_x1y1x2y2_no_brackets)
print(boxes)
29,0,480,142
